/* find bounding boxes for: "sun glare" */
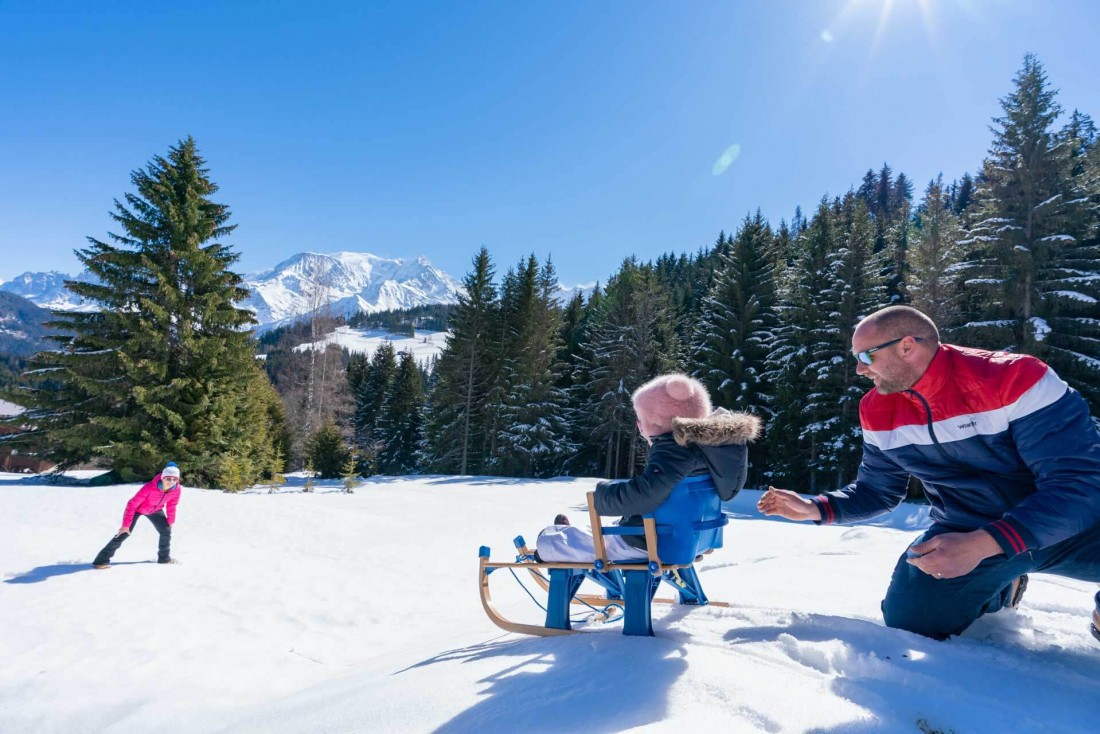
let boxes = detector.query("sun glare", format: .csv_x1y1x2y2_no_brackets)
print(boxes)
824,0,945,53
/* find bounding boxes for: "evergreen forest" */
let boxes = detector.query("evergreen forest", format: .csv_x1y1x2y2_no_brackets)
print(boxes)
5,55,1098,493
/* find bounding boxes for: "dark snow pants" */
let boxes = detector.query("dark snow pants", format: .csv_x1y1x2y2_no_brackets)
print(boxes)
881,522,1100,640
93,511,171,565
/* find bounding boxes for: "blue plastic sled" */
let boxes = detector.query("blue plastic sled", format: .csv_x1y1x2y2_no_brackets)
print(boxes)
478,474,730,637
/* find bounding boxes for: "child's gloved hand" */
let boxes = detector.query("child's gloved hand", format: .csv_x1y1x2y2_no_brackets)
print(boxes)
115,527,130,537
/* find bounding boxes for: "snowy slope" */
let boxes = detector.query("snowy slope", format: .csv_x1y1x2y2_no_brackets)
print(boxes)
0,475,1096,734
290,326,449,366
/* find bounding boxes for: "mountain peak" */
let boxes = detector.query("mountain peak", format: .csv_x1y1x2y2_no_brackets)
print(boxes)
241,251,463,328
0,251,465,327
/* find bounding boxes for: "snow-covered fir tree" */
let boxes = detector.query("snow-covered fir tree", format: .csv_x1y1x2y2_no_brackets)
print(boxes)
691,211,778,419
958,55,1100,410
492,257,575,477
765,199,841,490
572,259,679,478
804,195,888,487
351,340,397,473
424,247,498,474
376,351,426,474
908,175,967,329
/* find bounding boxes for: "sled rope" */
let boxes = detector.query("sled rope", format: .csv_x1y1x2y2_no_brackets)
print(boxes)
507,567,621,623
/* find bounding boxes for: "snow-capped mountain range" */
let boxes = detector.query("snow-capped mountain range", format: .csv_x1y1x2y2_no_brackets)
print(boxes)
0,252,465,329
0,270,98,313
242,252,463,327
0,251,596,336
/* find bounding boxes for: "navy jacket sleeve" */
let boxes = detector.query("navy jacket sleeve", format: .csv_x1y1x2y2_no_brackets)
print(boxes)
811,441,911,524
989,382,1100,555
593,439,692,517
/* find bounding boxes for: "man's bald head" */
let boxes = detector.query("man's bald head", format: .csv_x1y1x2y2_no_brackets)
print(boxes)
858,306,940,344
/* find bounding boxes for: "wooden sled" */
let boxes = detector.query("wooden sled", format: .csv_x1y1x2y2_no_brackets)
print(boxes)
479,475,730,637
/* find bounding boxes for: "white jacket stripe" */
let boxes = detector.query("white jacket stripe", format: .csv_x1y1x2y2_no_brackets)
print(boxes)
863,369,1067,452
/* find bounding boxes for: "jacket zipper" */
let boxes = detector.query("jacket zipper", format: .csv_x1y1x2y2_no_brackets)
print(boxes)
905,389,955,463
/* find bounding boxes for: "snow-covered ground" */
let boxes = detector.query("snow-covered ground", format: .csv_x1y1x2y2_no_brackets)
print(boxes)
291,326,449,365
1,473,1096,734
0,398,24,416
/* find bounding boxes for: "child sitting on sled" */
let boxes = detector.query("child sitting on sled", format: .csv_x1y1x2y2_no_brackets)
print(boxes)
536,373,760,562
93,462,183,568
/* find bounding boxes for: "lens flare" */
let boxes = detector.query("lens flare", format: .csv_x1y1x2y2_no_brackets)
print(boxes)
711,143,741,176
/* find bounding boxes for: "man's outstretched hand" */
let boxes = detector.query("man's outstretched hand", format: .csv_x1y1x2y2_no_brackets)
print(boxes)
757,487,822,522
906,530,1004,579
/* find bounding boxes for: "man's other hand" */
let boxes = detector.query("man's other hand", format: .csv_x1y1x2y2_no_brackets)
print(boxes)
907,530,1004,579
757,487,823,522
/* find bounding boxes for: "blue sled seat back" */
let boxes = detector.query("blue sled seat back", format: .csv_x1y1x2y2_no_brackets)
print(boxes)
651,474,725,565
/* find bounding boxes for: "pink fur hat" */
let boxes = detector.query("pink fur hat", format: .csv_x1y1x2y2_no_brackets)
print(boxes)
632,373,712,438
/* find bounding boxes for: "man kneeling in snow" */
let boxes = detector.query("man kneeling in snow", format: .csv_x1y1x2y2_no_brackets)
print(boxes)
758,306,1100,641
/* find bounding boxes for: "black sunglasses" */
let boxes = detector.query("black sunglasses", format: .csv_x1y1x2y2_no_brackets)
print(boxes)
854,336,923,365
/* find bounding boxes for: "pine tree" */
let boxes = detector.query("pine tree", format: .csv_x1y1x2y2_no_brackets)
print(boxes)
958,54,1100,409
376,351,426,474
341,454,359,493
425,247,498,474
303,457,316,493
309,420,351,479
765,199,838,489
874,162,894,220
352,340,397,472
1046,109,1100,411
692,212,778,417
950,173,975,215
804,195,888,486
574,259,679,478
267,447,287,493
15,137,283,485
557,288,588,390
493,257,575,477
908,176,966,328
857,169,878,208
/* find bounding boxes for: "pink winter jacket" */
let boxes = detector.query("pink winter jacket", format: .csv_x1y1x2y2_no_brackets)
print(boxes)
121,474,182,527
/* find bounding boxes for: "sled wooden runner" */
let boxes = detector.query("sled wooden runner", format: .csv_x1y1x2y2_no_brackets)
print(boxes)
478,481,731,637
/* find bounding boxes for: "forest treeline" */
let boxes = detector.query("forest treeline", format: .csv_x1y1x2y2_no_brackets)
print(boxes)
5,56,1097,492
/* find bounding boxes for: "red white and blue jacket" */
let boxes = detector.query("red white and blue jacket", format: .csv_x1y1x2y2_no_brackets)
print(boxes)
811,344,1100,558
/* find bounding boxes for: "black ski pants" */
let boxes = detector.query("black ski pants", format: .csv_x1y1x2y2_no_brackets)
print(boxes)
93,511,171,565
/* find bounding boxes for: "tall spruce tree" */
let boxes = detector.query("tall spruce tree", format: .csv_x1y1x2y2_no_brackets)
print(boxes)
574,259,679,478
765,199,838,489
958,54,1100,411
376,351,426,474
425,247,498,474
692,211,778,418
352,340,397,470
17,137,283,485
804,195,888,486
908,175,967,328
1047,110,1100,411
493,257,575,477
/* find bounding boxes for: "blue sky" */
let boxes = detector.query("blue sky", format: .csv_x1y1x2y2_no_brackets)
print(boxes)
2,1,1098,287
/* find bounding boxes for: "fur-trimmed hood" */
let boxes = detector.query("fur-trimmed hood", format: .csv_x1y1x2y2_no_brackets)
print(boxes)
593,407,761,528
672,408,762,447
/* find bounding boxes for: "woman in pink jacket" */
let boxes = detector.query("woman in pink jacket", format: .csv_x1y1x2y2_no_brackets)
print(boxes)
93,462,182,568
